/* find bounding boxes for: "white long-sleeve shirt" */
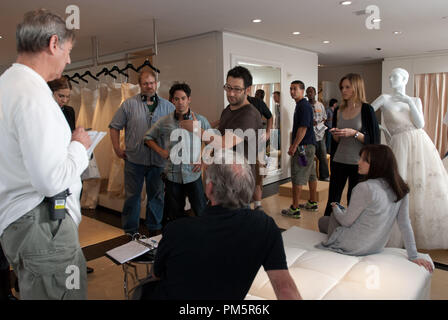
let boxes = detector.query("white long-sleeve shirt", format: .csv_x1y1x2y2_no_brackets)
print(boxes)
0,63,89,236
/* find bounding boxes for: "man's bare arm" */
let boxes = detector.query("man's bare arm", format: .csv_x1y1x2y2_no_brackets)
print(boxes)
266,269,302,300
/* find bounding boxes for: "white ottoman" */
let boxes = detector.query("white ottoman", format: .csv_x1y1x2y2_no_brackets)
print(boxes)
246,226,433,300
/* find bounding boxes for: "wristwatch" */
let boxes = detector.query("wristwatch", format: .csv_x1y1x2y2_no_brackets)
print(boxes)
354,131,359,139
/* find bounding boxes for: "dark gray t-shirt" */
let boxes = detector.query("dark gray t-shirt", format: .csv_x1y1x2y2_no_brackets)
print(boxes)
218,104,263,162
333,110,363,165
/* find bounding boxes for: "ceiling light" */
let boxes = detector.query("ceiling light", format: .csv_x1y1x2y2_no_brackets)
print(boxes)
252,19,262,23
340,1,352,5
393,31,402,35
323,40,330,44
0,36,2,39
292,31,301,35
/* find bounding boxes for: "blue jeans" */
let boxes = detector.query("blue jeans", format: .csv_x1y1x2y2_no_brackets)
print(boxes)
163,177,207,224
122,160,164,233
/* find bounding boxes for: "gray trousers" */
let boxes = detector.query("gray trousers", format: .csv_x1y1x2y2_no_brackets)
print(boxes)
0,201,87,300
318,213,341,236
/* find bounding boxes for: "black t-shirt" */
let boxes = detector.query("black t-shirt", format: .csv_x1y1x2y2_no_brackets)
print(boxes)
151,206,287,300
292,98,316,146
247,96,272,119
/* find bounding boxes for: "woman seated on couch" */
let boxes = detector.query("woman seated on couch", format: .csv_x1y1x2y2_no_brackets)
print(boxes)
317,144,433,272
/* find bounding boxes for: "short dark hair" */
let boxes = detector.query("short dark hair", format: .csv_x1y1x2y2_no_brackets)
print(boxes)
169,82,191,100
306,86,316,94
273,91,280,96
255,89,265,100
291,80,305,90
359,144,409,202
329,98,338,107
48,76,72,92
16,9,75,54
226,66,253,88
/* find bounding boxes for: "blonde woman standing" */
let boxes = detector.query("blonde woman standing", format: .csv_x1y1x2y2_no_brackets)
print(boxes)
324,73,380,217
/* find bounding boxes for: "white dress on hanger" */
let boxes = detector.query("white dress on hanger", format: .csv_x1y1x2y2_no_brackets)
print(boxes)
92,83,123,179
383,102,448,249
76,87,99,129
70,85,82,123
107,83,140,196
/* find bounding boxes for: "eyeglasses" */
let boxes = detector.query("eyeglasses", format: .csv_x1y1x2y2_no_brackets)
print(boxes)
223,84,246,93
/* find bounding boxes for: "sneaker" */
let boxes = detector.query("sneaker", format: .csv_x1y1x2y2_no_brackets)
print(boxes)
281,205,301,219
299,201,318,212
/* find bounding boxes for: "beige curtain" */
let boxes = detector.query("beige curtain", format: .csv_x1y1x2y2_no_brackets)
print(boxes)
414,73,448,156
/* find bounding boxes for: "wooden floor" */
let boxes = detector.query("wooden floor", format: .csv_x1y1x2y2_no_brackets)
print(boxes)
66,182,448,300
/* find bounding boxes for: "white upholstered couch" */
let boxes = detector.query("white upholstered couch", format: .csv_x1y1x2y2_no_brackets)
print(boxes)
246,226,433,300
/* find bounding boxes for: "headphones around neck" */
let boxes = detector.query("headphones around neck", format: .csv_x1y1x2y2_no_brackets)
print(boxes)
141,93,158,104
174,108,191,121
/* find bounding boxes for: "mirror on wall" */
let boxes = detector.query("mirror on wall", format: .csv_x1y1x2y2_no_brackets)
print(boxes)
236,61,282,183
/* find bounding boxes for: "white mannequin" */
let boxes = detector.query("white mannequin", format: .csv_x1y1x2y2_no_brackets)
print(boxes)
372,68,424,129
371,67,448,250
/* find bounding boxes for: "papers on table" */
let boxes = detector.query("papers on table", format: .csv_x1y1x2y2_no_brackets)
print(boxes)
105,235,162,265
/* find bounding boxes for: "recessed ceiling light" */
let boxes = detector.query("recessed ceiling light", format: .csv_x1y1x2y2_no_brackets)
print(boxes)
292,31,301,35
340,1,352,5
252,19,262,23
393,31,402,35
323,40,330,44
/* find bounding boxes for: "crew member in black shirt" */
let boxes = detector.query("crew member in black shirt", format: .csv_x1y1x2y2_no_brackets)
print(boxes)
137,151,301,300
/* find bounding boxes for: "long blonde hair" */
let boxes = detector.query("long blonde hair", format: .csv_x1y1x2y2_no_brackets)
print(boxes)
339,73,366,110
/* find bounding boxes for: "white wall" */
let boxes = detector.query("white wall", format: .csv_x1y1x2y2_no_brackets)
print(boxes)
154,32,223,122
318,61,382,104
222,32,318,182
382,53,448,95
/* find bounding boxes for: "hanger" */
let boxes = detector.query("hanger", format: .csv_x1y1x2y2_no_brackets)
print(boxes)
64,74,79,84
109,65,129,78
71,72,88,83
96,67,117,79
136,59,160,73
120,63,138,73
80,70,99,81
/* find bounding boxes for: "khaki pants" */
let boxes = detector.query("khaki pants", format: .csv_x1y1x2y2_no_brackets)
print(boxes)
0,201,87,300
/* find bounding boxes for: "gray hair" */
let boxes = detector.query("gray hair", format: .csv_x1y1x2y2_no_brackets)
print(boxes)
16,9,75,53
205,151,255,209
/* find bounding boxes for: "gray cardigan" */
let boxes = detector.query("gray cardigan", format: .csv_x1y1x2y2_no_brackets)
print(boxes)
317,179,418,260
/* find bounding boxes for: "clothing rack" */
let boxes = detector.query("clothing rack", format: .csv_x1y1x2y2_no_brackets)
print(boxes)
64,19,160,81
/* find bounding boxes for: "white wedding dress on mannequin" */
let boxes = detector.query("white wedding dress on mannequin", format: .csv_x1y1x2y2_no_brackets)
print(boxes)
372,68,448,250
